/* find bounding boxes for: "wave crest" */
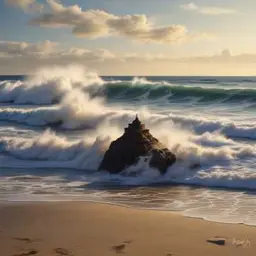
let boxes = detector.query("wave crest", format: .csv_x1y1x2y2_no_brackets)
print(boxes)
0,66,103,104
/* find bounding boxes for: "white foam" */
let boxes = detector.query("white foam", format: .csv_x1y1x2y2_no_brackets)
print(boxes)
155,113,256,139
0,66,103,104
0,129,110,170
0,100,254,143
131,77,172,86
0,66,254,190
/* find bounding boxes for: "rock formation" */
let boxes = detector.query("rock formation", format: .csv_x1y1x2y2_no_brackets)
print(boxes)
99,116,176,174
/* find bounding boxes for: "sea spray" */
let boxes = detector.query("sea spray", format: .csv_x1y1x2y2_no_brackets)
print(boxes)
0,122,254,176
0,102,255,140
0,66,104,104
0,129,110,170
0,67,254,185
2,72,256,105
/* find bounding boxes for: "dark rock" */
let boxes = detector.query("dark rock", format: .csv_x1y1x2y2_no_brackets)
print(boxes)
99,116,176,174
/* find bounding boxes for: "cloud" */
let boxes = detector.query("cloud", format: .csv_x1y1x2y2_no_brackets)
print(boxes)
29,0,209,44
118,49,256,64
181,2,238,15
0,40,57,57
1,42,256,75
5,0,43,12
0,40,121,74
179,49,256,63
0,40,118,63
2,41,256,65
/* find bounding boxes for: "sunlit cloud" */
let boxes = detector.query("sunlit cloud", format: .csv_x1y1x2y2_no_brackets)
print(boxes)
1,41,256,75
1,41,256,64
29,0,210,44
0,40,57,56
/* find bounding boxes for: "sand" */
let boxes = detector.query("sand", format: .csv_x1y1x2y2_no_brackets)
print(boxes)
0,201,255,256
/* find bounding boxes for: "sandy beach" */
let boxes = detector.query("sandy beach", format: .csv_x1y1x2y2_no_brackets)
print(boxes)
0,202,255,256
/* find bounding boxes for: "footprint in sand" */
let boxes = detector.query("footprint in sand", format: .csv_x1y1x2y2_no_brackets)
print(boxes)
11,249,38,256
112,240,132,253
53,248,74,256
11,238,39,256
112,244,126,254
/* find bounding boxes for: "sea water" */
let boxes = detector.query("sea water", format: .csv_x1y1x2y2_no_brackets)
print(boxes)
0,66,255,225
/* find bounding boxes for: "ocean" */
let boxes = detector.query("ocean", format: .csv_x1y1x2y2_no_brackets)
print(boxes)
0,66,255,225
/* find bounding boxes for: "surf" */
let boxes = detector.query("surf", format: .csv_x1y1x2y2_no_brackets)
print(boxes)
1,72,256,105
0,66,255,189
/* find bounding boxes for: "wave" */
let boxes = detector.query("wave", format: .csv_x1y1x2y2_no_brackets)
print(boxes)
0,66,255,191
0,66,103,104
159,114,256,139
102,82,256,103
1,70,256,227
0,117,254,168
1,72,256,105
0,97,254,141
0,129,108,170
0,126,255,190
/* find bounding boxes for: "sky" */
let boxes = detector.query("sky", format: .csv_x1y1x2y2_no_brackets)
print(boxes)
1,0,256,75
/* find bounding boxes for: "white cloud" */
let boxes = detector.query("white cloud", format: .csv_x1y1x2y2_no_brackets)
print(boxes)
181,2,238,15
29,0,209,44
0,41,118,63
2,41,255,65
0,41,57,57
6,0,43,12
1,42,256,75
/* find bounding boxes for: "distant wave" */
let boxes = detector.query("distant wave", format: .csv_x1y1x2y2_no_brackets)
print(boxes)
1,73,256,105
0,66,103,105
0,66,254,141
102,81,256,103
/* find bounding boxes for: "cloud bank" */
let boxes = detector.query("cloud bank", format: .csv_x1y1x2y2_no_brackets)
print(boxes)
2,41,256,75
1,41,256,64
28,0,210,44
0,40,57,57
181,2,238,15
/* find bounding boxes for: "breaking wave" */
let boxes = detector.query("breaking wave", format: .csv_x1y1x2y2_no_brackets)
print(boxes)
1,72,256,105
0,66,255,190
0,129,108,170
0,126,255,190
103,81,256,103
0,101,254,140
0,66,103,104
0,67,256,227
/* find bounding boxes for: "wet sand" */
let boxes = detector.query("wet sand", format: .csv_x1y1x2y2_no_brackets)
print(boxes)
0,201,255,256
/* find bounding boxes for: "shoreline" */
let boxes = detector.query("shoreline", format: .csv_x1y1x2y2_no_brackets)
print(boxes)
1,201,256,256
1,199,256,228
